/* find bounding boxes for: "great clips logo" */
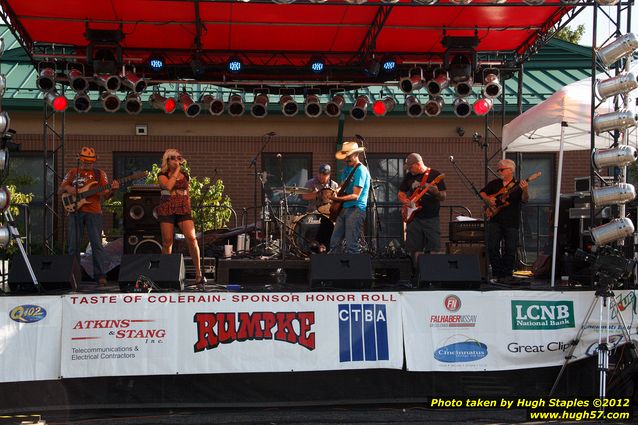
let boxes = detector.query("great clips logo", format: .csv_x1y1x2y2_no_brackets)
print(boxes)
193,311,316,352
338,304,389,363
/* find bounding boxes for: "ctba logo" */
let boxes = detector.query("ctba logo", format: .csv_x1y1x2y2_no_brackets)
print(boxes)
511,300,575,330
338,304,389,362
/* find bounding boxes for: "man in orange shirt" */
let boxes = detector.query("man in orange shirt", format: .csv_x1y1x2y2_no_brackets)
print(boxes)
58,147,119,285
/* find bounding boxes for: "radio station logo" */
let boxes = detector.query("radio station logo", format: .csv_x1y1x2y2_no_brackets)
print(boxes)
429,295,477,328
193,311,316,352
9,304,47,323
511,300,575,330
434,337,488,363
338,304,389,362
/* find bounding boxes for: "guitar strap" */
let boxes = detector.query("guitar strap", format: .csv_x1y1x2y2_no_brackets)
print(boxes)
340,163,361,195
418,167,431,189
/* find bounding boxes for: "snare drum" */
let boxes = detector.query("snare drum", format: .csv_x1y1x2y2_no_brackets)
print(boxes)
289,213,334,255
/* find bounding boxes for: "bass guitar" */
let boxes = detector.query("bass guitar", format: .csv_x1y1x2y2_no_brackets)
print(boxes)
485,171,541,219
401,174,445,223
62,171,148,214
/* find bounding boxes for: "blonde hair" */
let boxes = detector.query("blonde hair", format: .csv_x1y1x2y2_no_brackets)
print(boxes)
498,159,516,172
161,148,181,173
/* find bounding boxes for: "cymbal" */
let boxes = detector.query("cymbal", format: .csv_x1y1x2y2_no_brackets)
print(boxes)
272,186,313,195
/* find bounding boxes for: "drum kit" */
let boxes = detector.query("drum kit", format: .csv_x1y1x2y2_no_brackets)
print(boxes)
263,186,337,257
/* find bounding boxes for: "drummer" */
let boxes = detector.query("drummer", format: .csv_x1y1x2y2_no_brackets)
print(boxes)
301,163,339,214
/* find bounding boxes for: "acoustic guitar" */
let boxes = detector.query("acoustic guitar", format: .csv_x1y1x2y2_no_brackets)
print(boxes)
485,171,541,219
328,164,361,221
61,171,148,214
401,174,445,223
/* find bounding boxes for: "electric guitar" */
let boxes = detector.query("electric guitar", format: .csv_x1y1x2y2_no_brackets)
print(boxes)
401,174,445,223
485,171,541,219
62,171,148,214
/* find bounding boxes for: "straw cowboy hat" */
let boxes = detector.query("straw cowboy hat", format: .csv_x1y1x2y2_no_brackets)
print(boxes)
335,141,366,160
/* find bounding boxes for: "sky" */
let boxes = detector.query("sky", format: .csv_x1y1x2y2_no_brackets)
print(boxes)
568,5,637,47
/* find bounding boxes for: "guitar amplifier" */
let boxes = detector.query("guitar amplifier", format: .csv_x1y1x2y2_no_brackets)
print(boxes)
449,221,484,243
124,189,161,230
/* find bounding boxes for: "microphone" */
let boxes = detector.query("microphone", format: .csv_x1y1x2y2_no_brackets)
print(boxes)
266,131,277,137
276,153,282,159
449,155,455,163
355,134,364,142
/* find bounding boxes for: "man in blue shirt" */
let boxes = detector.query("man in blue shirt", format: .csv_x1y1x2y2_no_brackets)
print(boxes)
329,141,371,253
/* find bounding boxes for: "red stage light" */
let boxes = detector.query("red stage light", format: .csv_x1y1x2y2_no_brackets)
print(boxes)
373,100,386,116
165,98,176,113
473,98,493,116
53,95,68,111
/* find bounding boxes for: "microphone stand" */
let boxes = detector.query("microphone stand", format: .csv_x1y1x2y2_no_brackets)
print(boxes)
356,135,381,255
248,132,275,240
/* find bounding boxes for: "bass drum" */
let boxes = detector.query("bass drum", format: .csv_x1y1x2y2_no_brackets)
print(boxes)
290,213,334,256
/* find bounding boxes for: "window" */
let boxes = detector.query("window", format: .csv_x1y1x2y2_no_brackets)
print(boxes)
261,153,311,215
4,152,55,253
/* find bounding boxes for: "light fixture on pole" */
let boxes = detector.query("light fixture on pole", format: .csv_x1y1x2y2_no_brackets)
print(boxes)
67,68,89,93
593,109,638,134
427,70,449,96
350,95,369,120
0,74,5,97
424,96,443,117
44,90,68,112
592,183,636,207
591,145,638,169
100,91,120,113
591,217,635,246
251,94,269,118
304,95,322,118
149,93,176,114
124,93,143,115
178,91,201,118
73,93,92,113
120,70,147,93
227,94,245,117
453,97,471,118
0,112,9,135
595,72,638,100
405,95,423,118
483,70,502,99
597,33,638,68
325,94,345,118
200,95,224,116
280,95,299,117
94,74,121,92
37,65,56,92
472,97,493,116
399,68,423,94
372,96,396,117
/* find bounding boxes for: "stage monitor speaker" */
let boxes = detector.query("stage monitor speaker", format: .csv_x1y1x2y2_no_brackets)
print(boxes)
8,254,80,293
446,243,487,280
118,254,185,291
309,254,373,290
123,190,160,230
124,229,163,254
417,254,481,289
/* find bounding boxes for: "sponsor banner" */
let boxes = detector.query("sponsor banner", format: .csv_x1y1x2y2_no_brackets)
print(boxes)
62,292,402,378
403,290,638,372
0,296,62,382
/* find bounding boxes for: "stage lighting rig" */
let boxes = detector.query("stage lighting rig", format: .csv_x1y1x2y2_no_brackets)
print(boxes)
597,33,638,68
427,70,449,96
309,57,325,74
405,96,423,118
66,67,89,93
473,98,493,116
280,95,299,117
124,93,143,115
37,65,56,92
149,93,176,114
424,96,443,117
44,91,68,112
593,109,638,134
372,96,396,117
350,95,369,120
0,112,10,136
592,145,638,169
73,93,92,113
595,72,638,101
147,53,165,73
0,74,5,97
304,95,321,118
100,91,120,113
227,57,243,74
452,97,471,118
94,74,121,92
483,70,502,99
399,68,424,94
227,94,245,117
251,94,269,118
120,70,147,93
200,95,224,116
590,218,635,247
178,91,201,118
325,95,345,118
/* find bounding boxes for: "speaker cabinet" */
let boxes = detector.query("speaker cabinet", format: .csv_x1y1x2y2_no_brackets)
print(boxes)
124,190,161,230
124,229,163,255
446,242,487,280
9,254,80,293
417,254,481,289
310,254,373,290
118,254,185,291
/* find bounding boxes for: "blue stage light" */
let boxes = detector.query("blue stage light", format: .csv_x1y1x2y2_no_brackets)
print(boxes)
227,57,243,74
382,57,396,72
148,54,164,72
310,57,325,74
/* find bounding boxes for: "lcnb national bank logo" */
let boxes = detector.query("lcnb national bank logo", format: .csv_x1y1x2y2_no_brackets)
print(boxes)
338,304,389,362
511,300,575,330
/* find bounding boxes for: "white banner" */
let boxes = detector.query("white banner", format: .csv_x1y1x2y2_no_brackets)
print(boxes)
402,290,638,372
0,296,62,382
61,292,403,378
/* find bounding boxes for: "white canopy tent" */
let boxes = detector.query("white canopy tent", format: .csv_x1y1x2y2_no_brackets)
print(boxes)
502,68,637,286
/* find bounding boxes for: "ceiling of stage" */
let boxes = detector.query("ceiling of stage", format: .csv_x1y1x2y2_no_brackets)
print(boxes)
0,0,574,85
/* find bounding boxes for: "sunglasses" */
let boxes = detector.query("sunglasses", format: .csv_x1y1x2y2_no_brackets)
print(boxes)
169,155,183,161
497,168,510,172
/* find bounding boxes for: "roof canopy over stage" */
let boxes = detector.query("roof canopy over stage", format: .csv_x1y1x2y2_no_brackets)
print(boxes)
0,1,577,88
